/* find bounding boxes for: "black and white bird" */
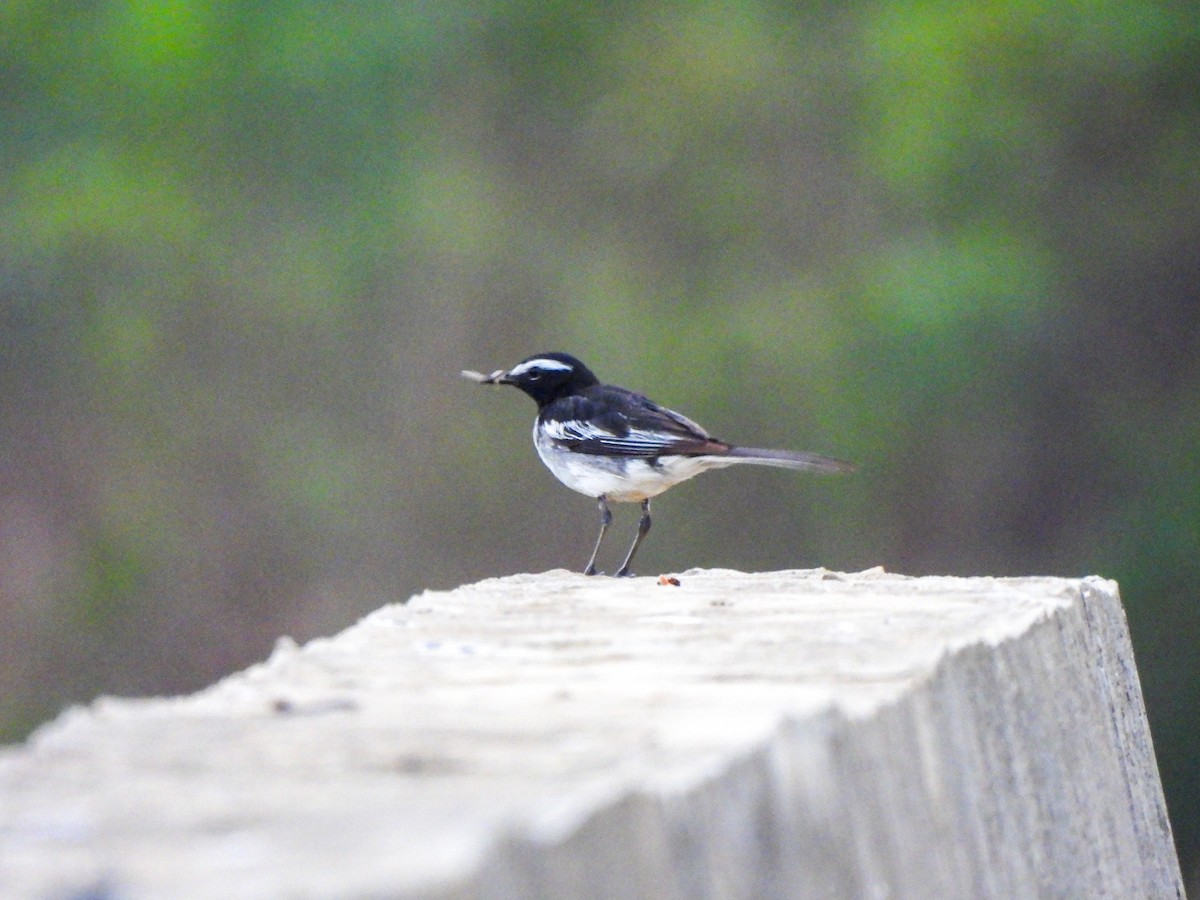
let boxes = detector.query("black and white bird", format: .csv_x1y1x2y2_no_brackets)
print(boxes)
464,353,854,577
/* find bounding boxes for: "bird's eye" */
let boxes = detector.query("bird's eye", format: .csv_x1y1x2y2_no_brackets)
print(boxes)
528,372,542,381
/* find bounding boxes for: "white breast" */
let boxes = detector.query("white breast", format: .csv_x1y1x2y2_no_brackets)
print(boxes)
532,420,730,502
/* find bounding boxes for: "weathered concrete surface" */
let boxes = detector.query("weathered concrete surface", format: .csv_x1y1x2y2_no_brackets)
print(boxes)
0,569,1182,899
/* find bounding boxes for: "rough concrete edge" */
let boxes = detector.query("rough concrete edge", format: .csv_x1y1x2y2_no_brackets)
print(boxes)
425,577,1183,900
1076,577,1182,893
0,569,1070,752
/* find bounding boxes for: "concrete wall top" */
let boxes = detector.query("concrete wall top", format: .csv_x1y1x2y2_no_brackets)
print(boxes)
0,569,1183,898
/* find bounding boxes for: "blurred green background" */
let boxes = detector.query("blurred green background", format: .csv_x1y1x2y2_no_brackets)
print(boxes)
2,0,1197,886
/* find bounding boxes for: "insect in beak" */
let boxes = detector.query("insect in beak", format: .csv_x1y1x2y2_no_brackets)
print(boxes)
461,369,512,385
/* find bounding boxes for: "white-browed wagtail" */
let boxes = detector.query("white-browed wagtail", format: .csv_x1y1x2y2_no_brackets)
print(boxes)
464,353,854,576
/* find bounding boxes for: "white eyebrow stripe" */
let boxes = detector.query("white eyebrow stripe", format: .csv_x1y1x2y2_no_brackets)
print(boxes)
509,358,574,377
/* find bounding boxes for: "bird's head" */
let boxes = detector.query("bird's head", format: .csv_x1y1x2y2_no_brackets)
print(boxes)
463,352,599,406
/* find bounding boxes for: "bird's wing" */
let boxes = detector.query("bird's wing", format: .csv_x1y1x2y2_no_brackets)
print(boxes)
542,388,730,458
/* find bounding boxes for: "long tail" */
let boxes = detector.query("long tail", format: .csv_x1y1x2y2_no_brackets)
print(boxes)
722,446,856,474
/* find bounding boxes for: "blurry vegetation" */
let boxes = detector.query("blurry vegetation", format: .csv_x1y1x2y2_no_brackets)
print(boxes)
1,0,1198,883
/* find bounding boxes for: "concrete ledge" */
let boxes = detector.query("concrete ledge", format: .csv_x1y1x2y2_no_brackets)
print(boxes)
0,570,1183,898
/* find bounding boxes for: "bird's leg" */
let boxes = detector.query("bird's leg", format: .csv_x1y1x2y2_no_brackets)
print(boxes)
614,499,651,578
583,496,612,576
